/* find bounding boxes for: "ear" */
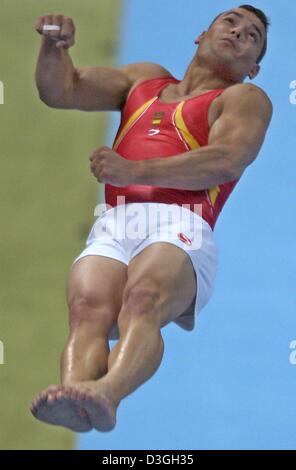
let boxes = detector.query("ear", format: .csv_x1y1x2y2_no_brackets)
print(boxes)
248,63,260,80
194,31,207,45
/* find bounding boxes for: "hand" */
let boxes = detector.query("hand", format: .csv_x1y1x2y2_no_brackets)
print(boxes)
35,14,75,49
89,146,135,187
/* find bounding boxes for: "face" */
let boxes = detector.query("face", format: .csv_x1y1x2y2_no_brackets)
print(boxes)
195,8,266,80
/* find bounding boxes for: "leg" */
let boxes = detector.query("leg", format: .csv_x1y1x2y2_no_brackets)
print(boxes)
103,243,197,401
30,255,127,431
61,255,127,384
63,243,197,431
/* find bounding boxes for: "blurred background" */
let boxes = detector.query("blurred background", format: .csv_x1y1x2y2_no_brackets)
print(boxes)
0,0,295,450
0,0,121,449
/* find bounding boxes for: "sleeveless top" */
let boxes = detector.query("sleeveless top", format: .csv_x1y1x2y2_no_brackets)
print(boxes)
105,76,240,230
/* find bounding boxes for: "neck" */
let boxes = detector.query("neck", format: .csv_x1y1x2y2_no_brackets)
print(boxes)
178,55,241,94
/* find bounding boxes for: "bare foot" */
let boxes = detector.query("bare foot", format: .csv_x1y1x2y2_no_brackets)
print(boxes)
57,381,119,432
30,384,92,433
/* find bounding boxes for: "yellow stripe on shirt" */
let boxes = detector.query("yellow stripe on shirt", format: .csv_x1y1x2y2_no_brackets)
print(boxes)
113,97,157,150
175,101,220,207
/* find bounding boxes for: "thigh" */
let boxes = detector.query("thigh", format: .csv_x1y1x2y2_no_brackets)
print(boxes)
66,255,128,325
125,243,197,328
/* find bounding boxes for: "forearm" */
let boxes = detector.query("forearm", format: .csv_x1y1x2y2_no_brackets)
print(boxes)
133,145,236,190
35,37,77,106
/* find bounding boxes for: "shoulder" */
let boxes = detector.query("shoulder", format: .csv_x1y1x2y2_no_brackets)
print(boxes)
120,61,173,87
119,61,173,103
121,62,173,105
208,83,273,129
131,61,173,78
221,83,273,113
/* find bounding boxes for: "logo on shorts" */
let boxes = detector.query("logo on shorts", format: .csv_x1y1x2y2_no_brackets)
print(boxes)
178,233,193,246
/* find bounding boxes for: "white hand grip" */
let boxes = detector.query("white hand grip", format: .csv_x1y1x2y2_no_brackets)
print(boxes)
43,25,61,31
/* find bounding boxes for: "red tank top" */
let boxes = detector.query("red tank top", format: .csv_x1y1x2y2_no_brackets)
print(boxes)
105,76,240,230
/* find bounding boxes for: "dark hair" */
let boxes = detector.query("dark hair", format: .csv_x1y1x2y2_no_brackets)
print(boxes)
209,4,270,63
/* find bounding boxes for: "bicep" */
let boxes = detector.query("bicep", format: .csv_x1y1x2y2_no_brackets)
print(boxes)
208,86,273,175
70,66,130,111
70,62,172,112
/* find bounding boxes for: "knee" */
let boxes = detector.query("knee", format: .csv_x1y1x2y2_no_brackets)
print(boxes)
68,295,114,333
118,285,160,326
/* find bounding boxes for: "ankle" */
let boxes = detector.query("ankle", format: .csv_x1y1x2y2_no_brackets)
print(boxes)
61,378,77,387
91,377,122,407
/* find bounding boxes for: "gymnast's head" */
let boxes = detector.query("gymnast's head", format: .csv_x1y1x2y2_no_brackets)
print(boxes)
194,5,270,82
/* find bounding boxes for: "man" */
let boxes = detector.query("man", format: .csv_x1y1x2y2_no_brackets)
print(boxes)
30,5,272,433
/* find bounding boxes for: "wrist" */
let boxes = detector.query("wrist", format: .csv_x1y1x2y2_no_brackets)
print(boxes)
129,160,147,185
41,36,65,55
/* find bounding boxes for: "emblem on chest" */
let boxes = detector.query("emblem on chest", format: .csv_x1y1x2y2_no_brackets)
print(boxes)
148,111,165,136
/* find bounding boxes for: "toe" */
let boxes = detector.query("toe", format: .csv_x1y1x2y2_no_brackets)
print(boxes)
47,393,56,403
56,390,64,400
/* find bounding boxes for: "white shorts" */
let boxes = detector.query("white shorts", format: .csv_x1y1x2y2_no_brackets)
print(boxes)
72,203,219,339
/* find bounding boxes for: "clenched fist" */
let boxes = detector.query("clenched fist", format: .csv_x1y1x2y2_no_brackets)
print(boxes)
89,147,136,187
35,14,75,49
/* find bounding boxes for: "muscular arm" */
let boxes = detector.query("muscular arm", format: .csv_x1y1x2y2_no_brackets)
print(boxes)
35,14,171,111
68,63,171,111
37,41,170,111
132,84,273,190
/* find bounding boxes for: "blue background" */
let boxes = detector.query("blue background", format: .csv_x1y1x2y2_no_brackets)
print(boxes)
80,0,296,450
